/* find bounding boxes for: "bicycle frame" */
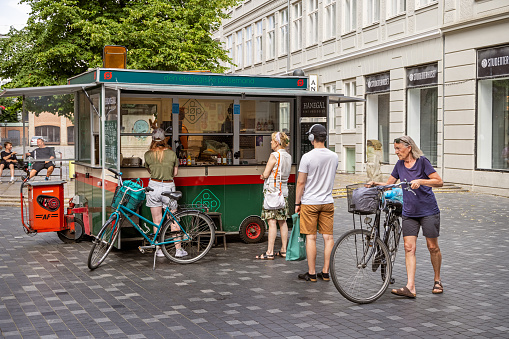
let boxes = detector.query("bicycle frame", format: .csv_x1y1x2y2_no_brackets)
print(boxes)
112,203,191,247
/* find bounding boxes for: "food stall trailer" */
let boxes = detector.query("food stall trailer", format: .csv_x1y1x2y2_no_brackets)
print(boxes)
1,69,362,245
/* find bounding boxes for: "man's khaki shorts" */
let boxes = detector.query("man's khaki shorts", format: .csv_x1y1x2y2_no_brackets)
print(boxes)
300,203,334,235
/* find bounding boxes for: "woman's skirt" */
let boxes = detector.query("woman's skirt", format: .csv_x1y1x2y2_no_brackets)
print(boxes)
261,196,290,221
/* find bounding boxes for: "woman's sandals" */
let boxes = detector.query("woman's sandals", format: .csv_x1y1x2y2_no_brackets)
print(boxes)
255,253,274,260
275,250,286,258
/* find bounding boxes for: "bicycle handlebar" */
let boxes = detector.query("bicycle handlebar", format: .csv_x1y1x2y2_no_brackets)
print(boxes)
376,179,416,195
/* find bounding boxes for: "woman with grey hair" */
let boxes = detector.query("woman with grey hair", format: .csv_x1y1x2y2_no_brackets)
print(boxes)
368,135,444,298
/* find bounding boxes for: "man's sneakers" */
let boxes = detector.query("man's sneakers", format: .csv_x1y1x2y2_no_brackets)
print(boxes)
298,272,317,282
175,248,188,257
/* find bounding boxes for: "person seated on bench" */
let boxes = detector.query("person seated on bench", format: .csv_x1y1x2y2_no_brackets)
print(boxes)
25,138,55,181
1,142,18,183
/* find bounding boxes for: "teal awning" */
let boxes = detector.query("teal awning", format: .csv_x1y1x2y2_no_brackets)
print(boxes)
0,83,97,97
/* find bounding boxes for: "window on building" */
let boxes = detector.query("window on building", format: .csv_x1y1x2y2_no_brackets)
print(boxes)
325,83,336,132
343,80,357,131
235,30,243,69
477,78,509,171
365,0,380,26
324,0,336,40
267,15,275,60
292,2,302,51
407,87,438,165
308,0,318,46
418,0,437,7
245,25,253,66
343,0,356,33
388,0,405,17
35,125,60,144
367,93,390,163
279,9,288,55
254,21,263,64
226,35,233,71
67,126,75,144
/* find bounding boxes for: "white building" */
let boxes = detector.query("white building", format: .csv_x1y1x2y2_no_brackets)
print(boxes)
216,0,509,196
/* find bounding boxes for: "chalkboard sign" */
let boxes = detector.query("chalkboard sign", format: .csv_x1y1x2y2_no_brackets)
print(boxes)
300,122,327,157
105,120,118,167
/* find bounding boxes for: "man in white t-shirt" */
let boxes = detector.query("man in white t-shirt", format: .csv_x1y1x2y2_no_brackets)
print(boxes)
295,124,338,282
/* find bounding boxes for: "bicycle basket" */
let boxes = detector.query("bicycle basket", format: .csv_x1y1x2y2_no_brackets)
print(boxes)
111,180,146,215
347,183,380,215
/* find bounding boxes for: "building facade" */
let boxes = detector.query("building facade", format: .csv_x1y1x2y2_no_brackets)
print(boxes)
216,0,509,196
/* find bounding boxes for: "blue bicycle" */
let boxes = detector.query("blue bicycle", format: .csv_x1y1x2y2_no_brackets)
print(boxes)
87,168,215,270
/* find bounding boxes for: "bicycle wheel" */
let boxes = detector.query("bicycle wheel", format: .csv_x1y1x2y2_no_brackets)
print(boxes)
330,228,392,304
159,210,215,264
383,217,401,266
87,215,120,270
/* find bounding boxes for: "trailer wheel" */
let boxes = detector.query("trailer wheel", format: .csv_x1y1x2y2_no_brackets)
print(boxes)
57,218,85,243
239,216,265,243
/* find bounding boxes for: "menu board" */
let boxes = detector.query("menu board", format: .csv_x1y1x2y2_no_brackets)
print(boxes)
105,120,118,167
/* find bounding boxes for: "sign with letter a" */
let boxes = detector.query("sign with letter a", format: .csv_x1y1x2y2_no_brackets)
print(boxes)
309,75,318,91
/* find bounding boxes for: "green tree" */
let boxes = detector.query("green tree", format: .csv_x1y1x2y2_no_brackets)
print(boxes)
0,0,239,118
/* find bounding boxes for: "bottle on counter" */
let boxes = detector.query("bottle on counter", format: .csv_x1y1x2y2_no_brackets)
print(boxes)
256,120,261,131
187,152,192,166
263,120,268,131
217,153,222,165
222,152,227,165
227,150,232,165
182,151,187,166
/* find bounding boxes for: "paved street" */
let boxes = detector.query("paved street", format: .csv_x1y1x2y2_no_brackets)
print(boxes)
1,192,508,338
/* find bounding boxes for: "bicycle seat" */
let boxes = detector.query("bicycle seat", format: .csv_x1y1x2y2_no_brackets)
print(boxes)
385,199,403,214
162,191,182,201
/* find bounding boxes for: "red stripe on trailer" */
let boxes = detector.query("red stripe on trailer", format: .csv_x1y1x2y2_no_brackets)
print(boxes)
174,174,296,187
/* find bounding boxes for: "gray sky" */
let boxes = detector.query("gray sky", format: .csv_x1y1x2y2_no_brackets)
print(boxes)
0,0,30,34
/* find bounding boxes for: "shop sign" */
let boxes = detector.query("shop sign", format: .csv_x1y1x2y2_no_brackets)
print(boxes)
478,45,509,78
407,63,438,88
365,72,390,94
301,96,327,117
309,75,318,91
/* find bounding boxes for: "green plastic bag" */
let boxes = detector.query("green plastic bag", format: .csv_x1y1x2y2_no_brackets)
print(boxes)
286,213,306,261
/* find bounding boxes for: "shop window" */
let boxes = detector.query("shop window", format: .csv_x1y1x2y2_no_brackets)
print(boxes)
67,126,75,144
239,100,291,164
178,98,234,166
35,125,60,144
477,78,509,170
120,99,164,167
226,35,233,71
366,93,390,163
77,91,92,162
235,30,243,69
407,87,438,165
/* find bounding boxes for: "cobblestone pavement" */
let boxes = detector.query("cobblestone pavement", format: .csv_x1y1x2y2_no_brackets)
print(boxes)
1,192,508,338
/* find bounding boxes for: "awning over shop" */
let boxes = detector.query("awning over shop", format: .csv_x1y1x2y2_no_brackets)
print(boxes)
0,83,97,97
105,83,365,103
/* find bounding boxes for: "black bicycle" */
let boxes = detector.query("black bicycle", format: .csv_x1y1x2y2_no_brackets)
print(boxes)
330,181,414,304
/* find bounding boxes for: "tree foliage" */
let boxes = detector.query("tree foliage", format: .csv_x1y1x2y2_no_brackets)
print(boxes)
0,0,239,118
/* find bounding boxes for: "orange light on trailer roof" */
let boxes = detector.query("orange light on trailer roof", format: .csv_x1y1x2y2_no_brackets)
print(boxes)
103,45,127,69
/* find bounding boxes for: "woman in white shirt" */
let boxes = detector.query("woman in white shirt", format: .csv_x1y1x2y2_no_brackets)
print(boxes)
256,132,292,260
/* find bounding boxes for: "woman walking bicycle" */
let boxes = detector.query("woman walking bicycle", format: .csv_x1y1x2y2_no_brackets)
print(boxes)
368,135,444,298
